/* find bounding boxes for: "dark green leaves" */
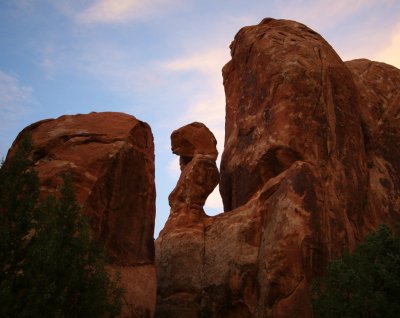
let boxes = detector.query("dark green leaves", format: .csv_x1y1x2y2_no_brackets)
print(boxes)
311,224,400,318
0,135,123,318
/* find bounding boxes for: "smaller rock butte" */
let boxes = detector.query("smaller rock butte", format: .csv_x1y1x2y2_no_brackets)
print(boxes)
155,18,400,318
6,112,156,318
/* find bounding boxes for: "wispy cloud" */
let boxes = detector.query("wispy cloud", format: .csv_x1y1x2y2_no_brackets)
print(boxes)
205,187,223,212
168,156,180,178
282,0,394,29
76,0,185,24
163,49,228,75
0,70,33,156
0,71,32,118
376,24,400,68
162,48,229,136
162,48,229,213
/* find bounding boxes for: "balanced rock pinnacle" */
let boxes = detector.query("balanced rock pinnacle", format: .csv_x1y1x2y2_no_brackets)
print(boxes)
156,122,219,316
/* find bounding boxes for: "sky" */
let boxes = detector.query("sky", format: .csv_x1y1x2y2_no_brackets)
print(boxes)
1,0,400,237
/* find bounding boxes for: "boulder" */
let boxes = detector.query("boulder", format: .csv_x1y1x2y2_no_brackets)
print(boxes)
7,112,156,318
171,122,218,169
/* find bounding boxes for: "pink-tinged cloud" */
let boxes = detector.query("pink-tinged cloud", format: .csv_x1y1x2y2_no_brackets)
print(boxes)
282,0,395,29
376,24,400,68
76,0,185,24
162,48,229,129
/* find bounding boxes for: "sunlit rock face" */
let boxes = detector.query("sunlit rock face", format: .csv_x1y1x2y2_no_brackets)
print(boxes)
155,18,400,318
7,112,156,318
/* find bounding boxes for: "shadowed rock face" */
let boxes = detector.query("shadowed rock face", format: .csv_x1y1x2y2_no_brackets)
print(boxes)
155,18,400,318
7,112,156,318
346,59,400,226
219,19,370,316
156,122,220,317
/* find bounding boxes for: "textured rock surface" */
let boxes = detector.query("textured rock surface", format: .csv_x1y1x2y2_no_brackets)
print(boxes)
219,18,370,316
346,59,400,226
155,18,400,318
171,122,218,166
7,112,156,318
156,122,219,316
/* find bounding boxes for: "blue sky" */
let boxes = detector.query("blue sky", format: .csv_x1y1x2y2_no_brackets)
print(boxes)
1,0,400,237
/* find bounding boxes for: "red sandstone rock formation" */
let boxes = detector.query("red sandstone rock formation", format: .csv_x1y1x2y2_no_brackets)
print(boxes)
171,121,218,164
156,122,219,316
7,112,156,318
346,59,400,226
155,18,400,318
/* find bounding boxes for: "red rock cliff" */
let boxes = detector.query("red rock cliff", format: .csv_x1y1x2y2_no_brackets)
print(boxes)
346,59,400,226
155,18,400,317
7,112,156,318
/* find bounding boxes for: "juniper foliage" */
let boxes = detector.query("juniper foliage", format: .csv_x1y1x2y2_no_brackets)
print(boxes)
0,136,123,317
311,224,400,318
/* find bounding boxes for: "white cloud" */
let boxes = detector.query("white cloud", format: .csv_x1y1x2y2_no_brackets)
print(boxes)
180,92,225,129
0,71,33,156
0,71,32,118
163,49,228,75
376,24,400,69
205,186,223,212
76,0,185,24
167,156,180,178
162,48,229,152
282,0,394,29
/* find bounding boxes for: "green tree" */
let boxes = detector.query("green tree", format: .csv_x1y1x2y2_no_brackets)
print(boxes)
311,224,400,318
0,136,40,315
0,136,123,317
